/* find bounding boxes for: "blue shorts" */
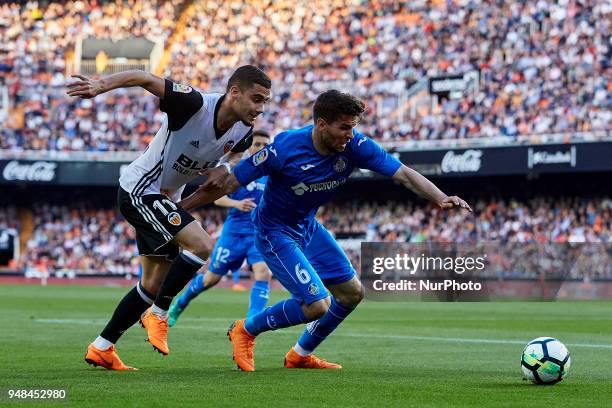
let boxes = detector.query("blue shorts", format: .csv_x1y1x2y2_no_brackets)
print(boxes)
255,221,356,304
208,232,265,276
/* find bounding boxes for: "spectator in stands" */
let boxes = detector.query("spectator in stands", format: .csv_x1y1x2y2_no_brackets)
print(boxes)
20,196,611,279
0,0,609,151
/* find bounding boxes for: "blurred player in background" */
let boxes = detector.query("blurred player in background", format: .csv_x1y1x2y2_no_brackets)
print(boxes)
168,130,273,327
181,90,471,371
66,65,271,370
229,271,246,292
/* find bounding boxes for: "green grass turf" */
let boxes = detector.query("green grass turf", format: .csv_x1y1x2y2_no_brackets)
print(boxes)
0,284,610,407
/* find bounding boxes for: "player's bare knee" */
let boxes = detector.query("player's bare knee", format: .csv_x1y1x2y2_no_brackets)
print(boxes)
335,284,364,307
183,236,214,260
302,297,331,321
140,277,161,296
204,272,222,288
254,268,272,281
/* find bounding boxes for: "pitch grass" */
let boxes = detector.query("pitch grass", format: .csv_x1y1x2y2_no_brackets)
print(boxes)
0,285,610,407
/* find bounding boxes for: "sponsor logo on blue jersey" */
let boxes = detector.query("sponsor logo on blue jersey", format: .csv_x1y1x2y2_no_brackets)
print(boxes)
290,178,347,196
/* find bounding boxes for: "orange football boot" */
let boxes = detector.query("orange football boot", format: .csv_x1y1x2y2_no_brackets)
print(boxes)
84,344,137,371
139,308,169,355
227,319,256,372
284,348,342,369
231,283,246,292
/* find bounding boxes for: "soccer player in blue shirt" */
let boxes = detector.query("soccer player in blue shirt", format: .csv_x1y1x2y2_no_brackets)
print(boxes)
180,90,471,371
169,131,273,327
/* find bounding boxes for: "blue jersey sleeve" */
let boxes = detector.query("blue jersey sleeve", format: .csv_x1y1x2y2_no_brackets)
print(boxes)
352,133,402,176
233,144,281,186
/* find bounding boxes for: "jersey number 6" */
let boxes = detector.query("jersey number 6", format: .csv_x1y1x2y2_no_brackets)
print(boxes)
295,263,311,284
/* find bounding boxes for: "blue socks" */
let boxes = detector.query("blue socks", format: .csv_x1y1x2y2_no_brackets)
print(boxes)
177,273,206,309
244,298,307,336
232,271,241,285
244,296,357,354
247,280,269,318
178,275,269,315
297,297,356,353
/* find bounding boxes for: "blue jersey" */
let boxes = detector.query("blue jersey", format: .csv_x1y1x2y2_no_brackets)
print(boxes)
222,176,267,235
233,125,401,242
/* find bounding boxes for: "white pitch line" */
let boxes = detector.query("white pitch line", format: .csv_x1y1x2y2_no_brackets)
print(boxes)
33,318,612,350
32,317,232,325
34,318,107,325
333,333,612,350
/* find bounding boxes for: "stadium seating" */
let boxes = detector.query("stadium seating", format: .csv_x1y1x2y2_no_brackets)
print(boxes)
15,197,612,278
0,0,609,151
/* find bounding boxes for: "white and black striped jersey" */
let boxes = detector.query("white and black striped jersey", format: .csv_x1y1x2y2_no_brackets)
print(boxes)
119,79,253,202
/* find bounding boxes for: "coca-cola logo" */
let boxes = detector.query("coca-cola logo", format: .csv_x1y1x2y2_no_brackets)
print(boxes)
441,150,483,173
2,161,57,182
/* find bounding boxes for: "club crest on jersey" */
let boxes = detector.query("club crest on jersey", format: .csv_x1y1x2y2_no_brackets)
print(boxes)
172,83,192,93
167,212,182,226
224,140,234,153
252,149,268,166
308,283,320,295
334,157,347,173
266,315,278,329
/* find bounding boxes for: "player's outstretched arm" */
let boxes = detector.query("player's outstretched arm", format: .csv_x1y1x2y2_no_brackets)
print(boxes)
179,174,242,212
392,164,472,211
66,70,165,99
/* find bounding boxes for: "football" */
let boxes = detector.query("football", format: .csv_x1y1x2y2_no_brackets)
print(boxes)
521,337,571,384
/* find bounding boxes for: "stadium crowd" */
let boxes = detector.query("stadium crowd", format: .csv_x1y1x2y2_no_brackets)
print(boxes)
0,0,610,151
0,205,19,231
0,0,184,152
19,203,227,276
319,197,611,243
14,196,612,280
22,205,140,276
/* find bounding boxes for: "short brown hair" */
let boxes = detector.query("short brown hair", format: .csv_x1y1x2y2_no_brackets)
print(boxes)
313,90,365,124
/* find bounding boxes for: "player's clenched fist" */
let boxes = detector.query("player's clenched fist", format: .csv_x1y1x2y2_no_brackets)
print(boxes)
66,75,104,99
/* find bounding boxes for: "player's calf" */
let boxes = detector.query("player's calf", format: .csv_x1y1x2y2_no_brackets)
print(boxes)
292,277,364,360
151,222,212,316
